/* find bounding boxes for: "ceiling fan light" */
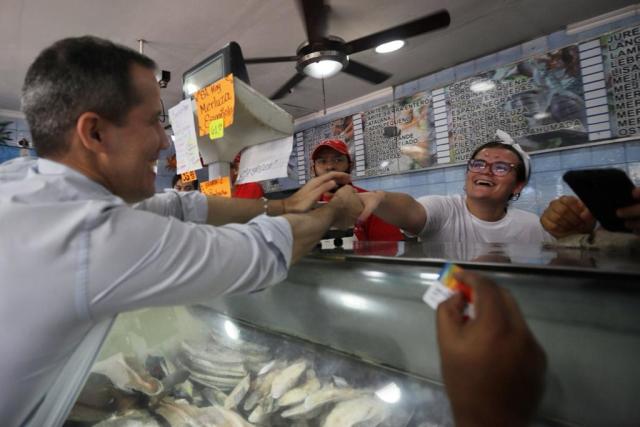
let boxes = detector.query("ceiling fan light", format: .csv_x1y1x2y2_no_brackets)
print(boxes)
303,59,344,79
375,40,405,54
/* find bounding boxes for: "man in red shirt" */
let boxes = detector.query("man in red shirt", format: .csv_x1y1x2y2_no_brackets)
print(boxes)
312,139,403,241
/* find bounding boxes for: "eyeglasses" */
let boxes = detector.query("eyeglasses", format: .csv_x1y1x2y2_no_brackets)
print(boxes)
467,159,517,177
315,156,348,166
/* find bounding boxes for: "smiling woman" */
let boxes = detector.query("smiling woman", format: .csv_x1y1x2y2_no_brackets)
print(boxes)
356,130,553,244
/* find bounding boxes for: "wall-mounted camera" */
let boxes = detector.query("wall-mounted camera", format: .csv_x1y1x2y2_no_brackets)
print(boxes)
17,138,30,148
157,70,171,88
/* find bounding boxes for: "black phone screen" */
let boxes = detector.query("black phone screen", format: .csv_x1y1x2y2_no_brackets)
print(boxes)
563,169,635,233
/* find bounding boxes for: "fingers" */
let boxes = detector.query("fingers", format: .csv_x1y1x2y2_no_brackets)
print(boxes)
436,293,466,342
356,192,383,222
454,271,510,327
541,196,594,236
320,171,351,186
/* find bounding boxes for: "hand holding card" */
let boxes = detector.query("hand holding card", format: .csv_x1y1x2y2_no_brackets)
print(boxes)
434,269,547,427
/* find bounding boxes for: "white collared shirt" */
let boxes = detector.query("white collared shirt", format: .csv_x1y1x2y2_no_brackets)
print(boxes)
0,157,292,425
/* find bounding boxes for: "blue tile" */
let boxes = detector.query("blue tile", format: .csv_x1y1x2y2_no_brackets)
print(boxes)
424,169,445,184
522,36,548,56
446,180,464,195
497,46,522,66
406,172,428,186
454,61,475,81
444,166,466,182
590,144,626,165
425,183,447,196
394,80,419,98
560,148,592,169
625,141,640,162
433,69,455,87
532,153,562,172
627,162,640,185
417,74,438,92
393,174,415,189
378,176,395,190
547,29,577,50
475,53,498,74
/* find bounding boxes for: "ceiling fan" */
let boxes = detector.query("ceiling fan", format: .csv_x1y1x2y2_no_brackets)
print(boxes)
244,0,451,100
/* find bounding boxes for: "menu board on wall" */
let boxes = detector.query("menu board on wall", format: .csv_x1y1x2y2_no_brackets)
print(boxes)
602,25,640,138
270,21,640,191
445,46,587,162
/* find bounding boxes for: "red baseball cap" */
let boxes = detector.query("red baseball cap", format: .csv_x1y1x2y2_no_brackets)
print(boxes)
311,139,351,163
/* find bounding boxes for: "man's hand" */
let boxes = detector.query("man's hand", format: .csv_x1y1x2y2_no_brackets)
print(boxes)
541,195,596,238
283,172,352,214
327,185,364,230
356,191,385,222
617,187,640,235
437,271,546,427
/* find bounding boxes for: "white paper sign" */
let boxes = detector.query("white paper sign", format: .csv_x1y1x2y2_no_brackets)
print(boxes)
168,99,202,174
236,136,293,184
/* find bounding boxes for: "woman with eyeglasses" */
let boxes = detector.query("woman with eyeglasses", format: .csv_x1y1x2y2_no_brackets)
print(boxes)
357,130,553,244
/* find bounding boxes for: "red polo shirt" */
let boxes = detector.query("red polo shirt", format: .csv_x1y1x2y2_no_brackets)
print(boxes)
320,184,404,242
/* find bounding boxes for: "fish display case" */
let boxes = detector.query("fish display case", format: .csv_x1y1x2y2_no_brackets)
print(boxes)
65,241,640,426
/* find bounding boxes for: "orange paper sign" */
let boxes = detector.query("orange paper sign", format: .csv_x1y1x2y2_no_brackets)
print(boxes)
180,170,197,183
194,74,235,137
200,176,232,197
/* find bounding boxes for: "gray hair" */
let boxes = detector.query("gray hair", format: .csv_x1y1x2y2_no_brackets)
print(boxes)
21,36,156,157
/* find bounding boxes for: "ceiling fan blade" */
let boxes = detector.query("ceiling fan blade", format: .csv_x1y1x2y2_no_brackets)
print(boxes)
345,9,450,54
297,0,329,44
270,73,307,100
342,60,391,84
245,56,298,64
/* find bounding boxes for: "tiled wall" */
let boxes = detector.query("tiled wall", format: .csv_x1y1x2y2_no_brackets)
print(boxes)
353,141,640,215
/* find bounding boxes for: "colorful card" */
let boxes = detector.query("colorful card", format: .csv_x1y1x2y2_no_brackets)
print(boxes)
422,263,474,317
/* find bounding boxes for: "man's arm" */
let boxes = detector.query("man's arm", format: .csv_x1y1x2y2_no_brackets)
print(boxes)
206,171,352,225
358,191,427,235
285,185,363,263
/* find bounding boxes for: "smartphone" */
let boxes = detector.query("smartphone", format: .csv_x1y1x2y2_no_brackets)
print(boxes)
563,169,636,233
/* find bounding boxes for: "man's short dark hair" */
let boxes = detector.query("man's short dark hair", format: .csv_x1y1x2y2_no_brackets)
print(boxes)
469,141,526,183
21,36,156,157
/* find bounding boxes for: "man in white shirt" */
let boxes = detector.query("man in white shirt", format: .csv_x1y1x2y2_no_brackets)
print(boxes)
0,36,363,425
358,131,553,244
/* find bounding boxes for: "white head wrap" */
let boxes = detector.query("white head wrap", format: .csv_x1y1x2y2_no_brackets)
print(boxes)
495,129,531,183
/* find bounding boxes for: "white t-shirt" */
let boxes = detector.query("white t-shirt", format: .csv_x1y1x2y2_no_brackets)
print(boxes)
0,157,292,425
416,194,554,244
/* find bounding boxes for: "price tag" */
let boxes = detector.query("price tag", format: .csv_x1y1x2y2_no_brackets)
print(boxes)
180,170,197,183
209,118,224,140
200,176,231,197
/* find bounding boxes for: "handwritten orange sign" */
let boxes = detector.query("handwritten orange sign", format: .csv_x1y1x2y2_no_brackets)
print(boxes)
194,74,235,137
180,170,197,183
199,176,231,197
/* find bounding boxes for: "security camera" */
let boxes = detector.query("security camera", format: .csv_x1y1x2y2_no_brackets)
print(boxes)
157,70,171,88
17,138,30,148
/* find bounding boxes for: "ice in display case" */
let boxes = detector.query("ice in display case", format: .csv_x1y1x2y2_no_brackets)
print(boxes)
65,241,640,426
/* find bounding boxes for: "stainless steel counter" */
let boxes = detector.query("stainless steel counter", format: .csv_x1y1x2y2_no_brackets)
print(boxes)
203,242,640,426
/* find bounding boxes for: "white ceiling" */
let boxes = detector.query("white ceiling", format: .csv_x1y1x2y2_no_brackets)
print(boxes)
0,0,636,118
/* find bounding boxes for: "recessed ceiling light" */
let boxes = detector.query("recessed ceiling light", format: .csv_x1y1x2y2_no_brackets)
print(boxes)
469,79,496,93
375,40,405,54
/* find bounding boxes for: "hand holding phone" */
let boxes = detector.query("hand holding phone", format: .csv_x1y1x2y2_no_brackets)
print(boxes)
562,169,636,233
